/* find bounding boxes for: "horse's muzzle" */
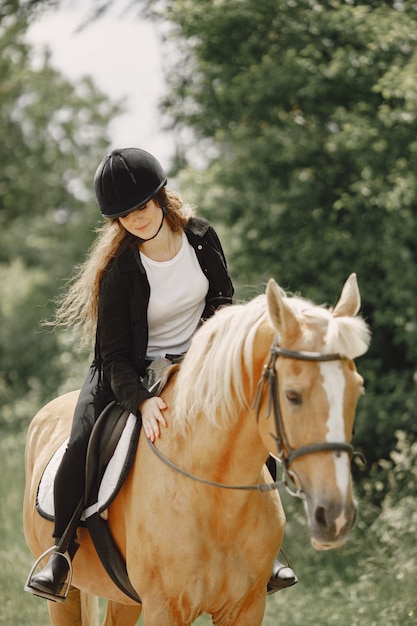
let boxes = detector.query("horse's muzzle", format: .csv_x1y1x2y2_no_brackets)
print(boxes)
305,497,358,550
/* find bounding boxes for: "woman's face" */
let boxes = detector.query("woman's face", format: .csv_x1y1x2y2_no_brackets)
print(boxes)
118,199,163,239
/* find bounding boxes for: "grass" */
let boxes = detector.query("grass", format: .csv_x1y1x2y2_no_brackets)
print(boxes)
0,431,50,625
1,430,416,625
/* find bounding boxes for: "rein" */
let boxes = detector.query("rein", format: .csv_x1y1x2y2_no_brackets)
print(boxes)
147,336,361,498
146,436,279,492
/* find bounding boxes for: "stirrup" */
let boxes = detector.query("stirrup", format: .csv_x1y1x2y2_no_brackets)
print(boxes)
24,546,73,603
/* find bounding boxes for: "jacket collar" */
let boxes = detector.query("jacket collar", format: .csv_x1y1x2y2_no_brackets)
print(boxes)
185,217,210,237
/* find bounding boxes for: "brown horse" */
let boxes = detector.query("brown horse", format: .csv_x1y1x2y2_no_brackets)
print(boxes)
23,274,370,625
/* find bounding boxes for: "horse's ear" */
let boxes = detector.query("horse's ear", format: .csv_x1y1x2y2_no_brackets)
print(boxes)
267,279,300,338
333,273,361,318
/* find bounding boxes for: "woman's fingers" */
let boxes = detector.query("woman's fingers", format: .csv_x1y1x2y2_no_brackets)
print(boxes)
140,397,167,441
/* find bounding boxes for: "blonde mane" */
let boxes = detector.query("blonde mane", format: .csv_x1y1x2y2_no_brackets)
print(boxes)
173,292,370,434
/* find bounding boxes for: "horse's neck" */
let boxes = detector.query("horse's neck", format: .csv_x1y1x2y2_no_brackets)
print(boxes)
166,409,268,488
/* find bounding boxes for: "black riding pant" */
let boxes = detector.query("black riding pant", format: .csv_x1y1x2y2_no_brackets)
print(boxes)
53,366,113,539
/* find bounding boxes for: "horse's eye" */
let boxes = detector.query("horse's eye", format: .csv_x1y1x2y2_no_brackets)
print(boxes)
285,390,302,405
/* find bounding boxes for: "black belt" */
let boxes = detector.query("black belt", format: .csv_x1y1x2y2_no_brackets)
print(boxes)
164,353,186,364
144,353,186,369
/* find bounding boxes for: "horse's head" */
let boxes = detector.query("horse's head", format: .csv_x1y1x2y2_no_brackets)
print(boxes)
261,273,370,550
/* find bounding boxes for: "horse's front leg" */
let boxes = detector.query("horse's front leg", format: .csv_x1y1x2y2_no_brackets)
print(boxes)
48,586,98,626
212,591,266,626
102,600,142,626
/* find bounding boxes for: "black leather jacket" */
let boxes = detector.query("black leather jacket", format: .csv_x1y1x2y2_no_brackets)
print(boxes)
93,217,234,415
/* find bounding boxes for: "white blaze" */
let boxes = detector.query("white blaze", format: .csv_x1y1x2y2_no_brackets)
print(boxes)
319,362,349,532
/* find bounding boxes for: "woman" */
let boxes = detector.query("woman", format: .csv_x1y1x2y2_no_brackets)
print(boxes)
26,147,296,601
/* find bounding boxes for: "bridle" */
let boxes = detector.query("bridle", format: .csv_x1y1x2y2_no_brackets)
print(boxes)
251,337,364,497
147,336,362,499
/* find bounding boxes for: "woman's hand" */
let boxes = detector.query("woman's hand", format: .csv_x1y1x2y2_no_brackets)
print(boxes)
139,396,167,442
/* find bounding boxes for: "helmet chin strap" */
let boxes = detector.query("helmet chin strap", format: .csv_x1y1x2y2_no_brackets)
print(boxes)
135,206,166,244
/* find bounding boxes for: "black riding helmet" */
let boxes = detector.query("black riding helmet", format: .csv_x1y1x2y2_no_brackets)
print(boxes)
94,148,167,218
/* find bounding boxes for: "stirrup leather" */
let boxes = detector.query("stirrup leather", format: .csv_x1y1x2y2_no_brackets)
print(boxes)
24,546,73,603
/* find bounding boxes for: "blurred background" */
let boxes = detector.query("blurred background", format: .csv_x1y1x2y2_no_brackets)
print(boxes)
1,0,416,624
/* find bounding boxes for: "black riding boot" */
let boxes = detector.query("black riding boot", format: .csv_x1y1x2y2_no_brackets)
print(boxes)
267,558,298,594
28,539,79,602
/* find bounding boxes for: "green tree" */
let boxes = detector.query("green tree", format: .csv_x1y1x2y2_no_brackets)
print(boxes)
0,10,121,430
140,0,417,477
9,0,417,486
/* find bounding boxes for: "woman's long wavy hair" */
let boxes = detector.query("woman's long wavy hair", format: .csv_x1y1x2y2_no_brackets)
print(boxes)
49,188,194,348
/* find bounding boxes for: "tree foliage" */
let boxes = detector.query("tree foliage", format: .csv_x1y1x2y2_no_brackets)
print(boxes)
0,8,121,429
3,0,417,490
140,0,417,475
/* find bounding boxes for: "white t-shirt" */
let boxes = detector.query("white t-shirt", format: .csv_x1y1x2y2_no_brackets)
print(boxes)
140,231,209,360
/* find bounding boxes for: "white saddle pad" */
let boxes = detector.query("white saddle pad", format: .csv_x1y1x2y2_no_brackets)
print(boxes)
36,412,138,522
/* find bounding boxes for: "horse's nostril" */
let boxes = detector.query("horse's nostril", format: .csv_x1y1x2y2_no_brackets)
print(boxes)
315,506,327,528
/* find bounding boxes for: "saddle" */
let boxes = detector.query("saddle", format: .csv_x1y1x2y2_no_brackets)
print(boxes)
36,358,179,604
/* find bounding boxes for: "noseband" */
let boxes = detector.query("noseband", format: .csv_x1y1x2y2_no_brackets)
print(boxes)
147,336,362,498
